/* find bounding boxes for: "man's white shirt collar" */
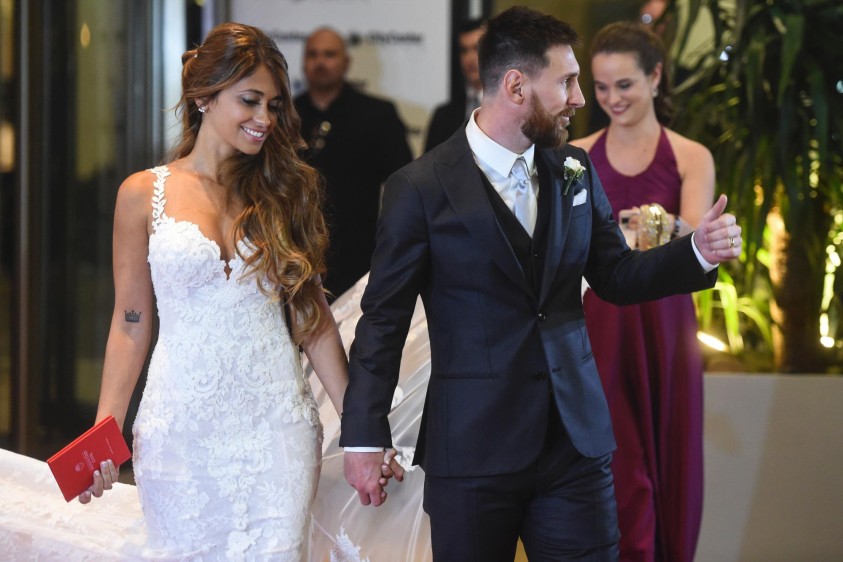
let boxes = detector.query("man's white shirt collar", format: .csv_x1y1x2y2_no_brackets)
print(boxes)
465,109,536,183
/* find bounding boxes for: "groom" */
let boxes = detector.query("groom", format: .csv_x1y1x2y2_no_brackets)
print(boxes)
340,6,741,561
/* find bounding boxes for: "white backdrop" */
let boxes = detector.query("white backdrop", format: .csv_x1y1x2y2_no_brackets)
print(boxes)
231,0,452,157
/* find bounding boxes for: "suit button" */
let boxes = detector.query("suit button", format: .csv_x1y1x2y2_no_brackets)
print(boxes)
534,371,547,382
538,312,547,321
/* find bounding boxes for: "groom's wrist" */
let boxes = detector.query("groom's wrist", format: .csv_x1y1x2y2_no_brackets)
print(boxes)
344,446,385,453
691,231,717,272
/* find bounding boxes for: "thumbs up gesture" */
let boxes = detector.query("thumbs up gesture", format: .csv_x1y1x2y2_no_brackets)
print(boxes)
693,194,742,264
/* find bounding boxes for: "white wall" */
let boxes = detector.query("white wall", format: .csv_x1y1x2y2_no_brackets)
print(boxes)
231,0,451,157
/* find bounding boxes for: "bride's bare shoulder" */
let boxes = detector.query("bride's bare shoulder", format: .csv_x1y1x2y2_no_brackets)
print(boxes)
118,169,158,199
114,167,172,217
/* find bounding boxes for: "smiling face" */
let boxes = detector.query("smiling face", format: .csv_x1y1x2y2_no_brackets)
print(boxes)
591,51,660,128
201,64,281,157
521,44,585,147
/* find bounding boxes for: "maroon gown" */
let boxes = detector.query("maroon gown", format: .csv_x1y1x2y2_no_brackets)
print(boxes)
584,129,704,562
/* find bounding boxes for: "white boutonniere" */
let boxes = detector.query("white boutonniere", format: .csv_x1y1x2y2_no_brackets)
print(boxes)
563,156,586,196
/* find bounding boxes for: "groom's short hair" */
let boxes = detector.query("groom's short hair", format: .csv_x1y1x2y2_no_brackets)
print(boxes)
478,6,579,92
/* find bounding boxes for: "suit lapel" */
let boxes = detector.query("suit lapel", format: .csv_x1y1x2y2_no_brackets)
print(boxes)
435,134,531,294
538,146,574,304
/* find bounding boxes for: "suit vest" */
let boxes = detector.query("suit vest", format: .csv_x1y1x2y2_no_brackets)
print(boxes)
479,159,552,297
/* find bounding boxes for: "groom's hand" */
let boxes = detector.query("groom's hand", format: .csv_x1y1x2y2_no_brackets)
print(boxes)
345,451,394,507
693,194,742,264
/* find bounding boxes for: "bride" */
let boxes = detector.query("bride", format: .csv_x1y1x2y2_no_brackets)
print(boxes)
81,22,349,561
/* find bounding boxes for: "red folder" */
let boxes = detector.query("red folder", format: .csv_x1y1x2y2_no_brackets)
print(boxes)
47,415,132,502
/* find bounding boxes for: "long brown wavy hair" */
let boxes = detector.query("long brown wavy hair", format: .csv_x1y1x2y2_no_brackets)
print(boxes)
589,21,675,126
169,22,328,344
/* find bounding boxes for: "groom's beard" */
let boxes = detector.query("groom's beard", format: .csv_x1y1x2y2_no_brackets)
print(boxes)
521,95,574,148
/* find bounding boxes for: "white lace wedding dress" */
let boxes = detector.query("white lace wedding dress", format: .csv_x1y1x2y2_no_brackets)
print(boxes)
133,166,323,560
0,166,430,561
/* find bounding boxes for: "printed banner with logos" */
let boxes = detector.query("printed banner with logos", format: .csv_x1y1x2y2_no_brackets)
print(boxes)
231,0,451,157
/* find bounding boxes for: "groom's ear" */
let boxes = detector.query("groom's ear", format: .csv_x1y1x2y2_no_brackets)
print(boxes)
503,69,527,105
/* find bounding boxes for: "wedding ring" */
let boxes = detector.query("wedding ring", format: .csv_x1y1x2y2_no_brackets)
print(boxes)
729,236,735,248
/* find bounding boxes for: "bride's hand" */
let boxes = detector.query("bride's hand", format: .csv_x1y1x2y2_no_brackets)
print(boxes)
78,459,119,504
378,448,405,485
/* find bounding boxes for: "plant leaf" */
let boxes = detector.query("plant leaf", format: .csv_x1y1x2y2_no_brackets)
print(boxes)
777,13,805,105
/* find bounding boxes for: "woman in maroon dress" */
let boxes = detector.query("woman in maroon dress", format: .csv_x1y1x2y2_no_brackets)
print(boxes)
571,22,715,562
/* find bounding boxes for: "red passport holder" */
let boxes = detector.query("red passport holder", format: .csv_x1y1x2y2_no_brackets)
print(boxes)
47,415,132,502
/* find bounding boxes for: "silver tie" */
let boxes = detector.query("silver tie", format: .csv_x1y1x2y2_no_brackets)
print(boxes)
510,157,537,236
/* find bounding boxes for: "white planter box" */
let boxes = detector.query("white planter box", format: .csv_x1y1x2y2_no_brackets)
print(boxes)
698,373,843,562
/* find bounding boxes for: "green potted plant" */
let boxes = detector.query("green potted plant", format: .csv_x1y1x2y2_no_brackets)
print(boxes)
670,0,843,373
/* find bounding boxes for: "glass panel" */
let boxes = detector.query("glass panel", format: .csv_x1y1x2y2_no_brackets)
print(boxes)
29,0,130,458
0,0,14,449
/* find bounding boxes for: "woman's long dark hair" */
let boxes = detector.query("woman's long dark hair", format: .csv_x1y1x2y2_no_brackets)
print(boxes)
169,22,328,344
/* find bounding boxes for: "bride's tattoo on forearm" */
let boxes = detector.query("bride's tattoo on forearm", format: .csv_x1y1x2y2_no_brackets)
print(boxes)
125,310,142,323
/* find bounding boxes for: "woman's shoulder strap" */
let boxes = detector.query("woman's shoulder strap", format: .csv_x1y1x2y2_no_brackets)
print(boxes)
148,165,170,230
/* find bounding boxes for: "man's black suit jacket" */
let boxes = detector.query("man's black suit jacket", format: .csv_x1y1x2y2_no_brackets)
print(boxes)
294,84,412,298
340,129,716,477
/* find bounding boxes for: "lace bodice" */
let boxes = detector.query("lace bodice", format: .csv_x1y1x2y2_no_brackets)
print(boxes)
144,165,318,426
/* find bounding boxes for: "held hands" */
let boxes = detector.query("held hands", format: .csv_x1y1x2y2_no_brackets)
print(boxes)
78,459,119,504
344,448,405,507
693,194,742,264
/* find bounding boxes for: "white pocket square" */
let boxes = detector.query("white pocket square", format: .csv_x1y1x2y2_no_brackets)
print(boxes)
573,189,588,206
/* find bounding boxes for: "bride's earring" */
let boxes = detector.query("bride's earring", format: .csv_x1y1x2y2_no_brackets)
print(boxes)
198,106,207,113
